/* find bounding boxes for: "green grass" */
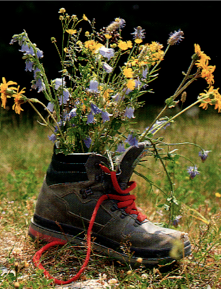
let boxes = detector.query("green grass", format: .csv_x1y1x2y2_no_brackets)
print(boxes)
0,111,221,288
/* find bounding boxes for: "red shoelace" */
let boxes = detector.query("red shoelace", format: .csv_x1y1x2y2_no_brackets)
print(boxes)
33,164,147,285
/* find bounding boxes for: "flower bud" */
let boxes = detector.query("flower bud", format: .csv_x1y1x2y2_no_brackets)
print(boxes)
181,91,187,103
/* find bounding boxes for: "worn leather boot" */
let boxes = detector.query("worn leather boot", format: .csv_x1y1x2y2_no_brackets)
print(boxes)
29,142,191,265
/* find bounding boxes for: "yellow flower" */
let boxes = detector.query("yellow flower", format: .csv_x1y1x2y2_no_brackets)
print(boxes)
63,47,68,53
103,88,113,101
127,79,135,90
123,68,133,78
135,39,143,44
198,86,214,110
0,77,17,108
66,29,77,35
58,8,66,13
83,14,88,21
85,31,90,37
126,40,133,48
215,192,221,198
194,44,211,66
118,40,128,50
104,34,112,39
201,64,216,86
12,86,26,114
84,40,102,53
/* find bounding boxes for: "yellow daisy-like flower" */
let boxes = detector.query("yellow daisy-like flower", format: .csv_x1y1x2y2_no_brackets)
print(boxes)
201,63,216,86
127,79,135,90
118,40,128,50
83,14,88,21
194,44,211,66
0,77,17,108
58,8,66,13
198,86,214,110
104,34,112,39
103,88,113,101
126,40,133,48
66,29,77,35
123,68,133,78
84,40,102,53
135,39,143,44
215,192,221,198
12,86,26,114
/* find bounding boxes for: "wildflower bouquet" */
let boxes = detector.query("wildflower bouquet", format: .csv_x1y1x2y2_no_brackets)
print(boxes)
1,8,220,168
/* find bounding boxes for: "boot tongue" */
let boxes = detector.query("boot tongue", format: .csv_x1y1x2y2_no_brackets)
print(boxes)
116,141,150,189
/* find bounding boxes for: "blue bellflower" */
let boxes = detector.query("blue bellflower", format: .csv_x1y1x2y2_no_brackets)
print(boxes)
46,102,54,112
199,150,211,162
87,111,94,124
25,60,33,72
99,46,115,61
91,103,102,114
84,137,92,148
187,166,200,179
103,62,113,73
101,111,112,122
124,106,135,119
126,134,138,147
59,89,70,105
116,143,126,153
69,108,77,118
87,80,99,94
54,78,66,90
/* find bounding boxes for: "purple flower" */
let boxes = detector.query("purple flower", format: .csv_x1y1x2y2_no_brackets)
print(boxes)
101,111,112,122
167,29,184,45
124,106,135,119
99,46,115,60
91,103,102,114
48,133,56,142
187,166,200,179
142,67,148,79
116,143,125,153
46,102,54,112
125,134,138,147
69,108,77,118
103,62,113,73
87,80,99,94
87,111,94,124
53,78,66,90
131,26,146,40
33,67,41,79
19,43,34,55
31,78,45,93
25,60,33,72
58,89,70,105
112,93,123,102
172,215,182,228
84,137,92,148
147,120,170,134
199,150,211,162
36,48,44,59
10,34,27,46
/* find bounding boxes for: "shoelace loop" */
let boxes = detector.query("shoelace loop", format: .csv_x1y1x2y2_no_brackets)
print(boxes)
33,164,146,285
99,164,147,223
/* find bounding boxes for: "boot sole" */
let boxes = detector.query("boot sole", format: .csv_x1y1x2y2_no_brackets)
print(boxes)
28,217,191,266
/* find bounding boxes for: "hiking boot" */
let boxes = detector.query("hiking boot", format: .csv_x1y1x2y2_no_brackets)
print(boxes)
29,143,191,265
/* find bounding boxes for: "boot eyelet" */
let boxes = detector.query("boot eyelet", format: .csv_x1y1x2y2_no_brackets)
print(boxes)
80,188,93,199
134,219,142,226
120,210,128,218
111,204,118,212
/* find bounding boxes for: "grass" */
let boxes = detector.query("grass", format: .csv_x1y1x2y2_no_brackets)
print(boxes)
0,108,221,288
